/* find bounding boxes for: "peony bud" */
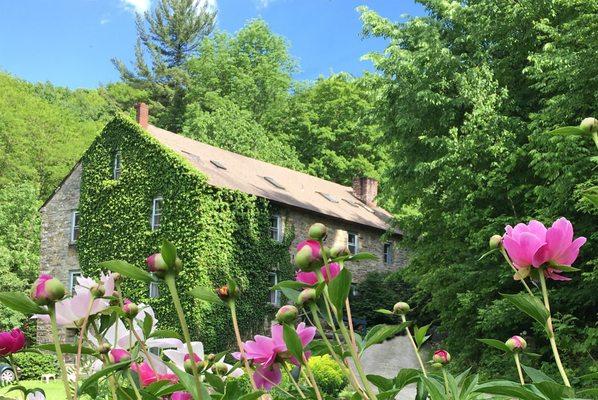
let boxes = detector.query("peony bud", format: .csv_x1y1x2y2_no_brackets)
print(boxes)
122,299,139,318
97,343,111,355
393,302,410,315
184,353,201,374
432,350,451,365
275,305,298,324
308,223,328,241
505,335,527,352
206,353,217,363
212,362,229,376
216,285,239,302
31,274,66,305
298,288,318,305
295,240,323,272
580,117,598,134
112,273,122,283
108,348,130,363
489,234,502,249
90,283,106,298
146,253,169,278
329,230,350,258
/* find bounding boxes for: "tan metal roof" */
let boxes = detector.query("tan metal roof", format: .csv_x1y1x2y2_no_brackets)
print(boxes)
148,125,397,233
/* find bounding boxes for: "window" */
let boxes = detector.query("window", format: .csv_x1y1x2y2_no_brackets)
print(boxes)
348,232,359,254
350,283,359,298
149,281,160,298
269,272,281,306
69,270,82,295
264,176,285,190
70,211,80,243
151,197,163,230
317,192,339,203
270,214,283,242
210,160,227,170
113,152,122,179
383,242,393,264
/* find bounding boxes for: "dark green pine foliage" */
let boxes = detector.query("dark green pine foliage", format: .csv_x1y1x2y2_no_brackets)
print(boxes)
77,115,294,350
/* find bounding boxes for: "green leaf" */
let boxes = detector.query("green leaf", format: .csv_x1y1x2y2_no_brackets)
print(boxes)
550,264,579,272
282,323,304,363
375,309,394,315
189,286,222,304
99,260,154,283
279,287,300,303
478,248,497,261
476,338,511,353
166,362,208,400
547,126,585,136
142,312,153,338
533,381,569,400
394,368,421,390
36,343,98,356
238,392,265,400
346,252,378,262
363,322,408,351
148,329,181,340
0,292,47,315
521,365,556,383
227,277,238,296
160,240,177,267
274,280,308,290
501,293,549,332
328,267,352,312
414,324,431,349
204,371,225,393
474,381,544,400
367,374,394,391
78,359,132,395
415,378,428,400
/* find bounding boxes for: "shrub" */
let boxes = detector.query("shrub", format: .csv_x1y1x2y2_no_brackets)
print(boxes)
308,355,348,396
12,352,58,380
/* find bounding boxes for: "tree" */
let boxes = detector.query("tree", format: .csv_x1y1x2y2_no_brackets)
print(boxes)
112,0,216,131
360,0,597,378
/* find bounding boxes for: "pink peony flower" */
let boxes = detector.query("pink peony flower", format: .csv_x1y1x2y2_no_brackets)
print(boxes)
26,391,45,400
131,361,178,387
253,363,282,390
296,262,341,285
503,218,586,281
433,350,451,364
0,328,26,356
171,392,192,400
505,335,527,351
108,348,130,363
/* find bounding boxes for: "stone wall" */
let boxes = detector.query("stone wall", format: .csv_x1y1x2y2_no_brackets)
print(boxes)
37,163,82,344
279,205,407,281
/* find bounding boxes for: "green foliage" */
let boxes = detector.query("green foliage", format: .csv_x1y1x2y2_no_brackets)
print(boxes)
308,355,348,396
11,352,57,381
77,115,294,351
360,0,597,383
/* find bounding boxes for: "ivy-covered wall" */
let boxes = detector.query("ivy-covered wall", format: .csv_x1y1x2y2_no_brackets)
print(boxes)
78,115,294,351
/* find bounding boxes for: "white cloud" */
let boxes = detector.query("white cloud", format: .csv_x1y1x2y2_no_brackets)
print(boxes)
255,0,275,9
196,0,217,14
120,0,151,14
100,18,110,24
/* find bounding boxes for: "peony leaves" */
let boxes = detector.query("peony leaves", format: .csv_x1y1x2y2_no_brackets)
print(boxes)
501,293,549,333
0,292,47,315
189,286,222,304
282,323,304,363
327,267,352,313
99,260,155,283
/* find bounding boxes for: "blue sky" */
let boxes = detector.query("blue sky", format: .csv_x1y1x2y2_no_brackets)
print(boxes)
0,0,424,89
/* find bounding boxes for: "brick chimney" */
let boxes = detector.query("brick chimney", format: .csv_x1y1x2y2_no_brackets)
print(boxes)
135,102,149,129
352,177,378,206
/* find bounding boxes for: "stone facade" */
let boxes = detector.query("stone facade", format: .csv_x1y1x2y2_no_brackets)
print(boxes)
37,163,82,344
278,206,406,282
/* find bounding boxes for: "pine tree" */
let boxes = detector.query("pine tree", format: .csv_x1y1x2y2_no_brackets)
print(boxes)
112,0,216,131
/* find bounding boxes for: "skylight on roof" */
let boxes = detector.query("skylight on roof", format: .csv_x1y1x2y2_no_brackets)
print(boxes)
317,192,339,203
342,198,359,208
263,176,285,190
210,160,227,170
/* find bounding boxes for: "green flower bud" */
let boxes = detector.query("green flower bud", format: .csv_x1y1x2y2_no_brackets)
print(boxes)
489,234,502,249
45,278,66,302
298,288,318,306
276,305,298,324
212,362,229,376
90,283,105,298
580,117,598,134
308,223,328,241
393,302,410,315
97,343,111,355
505,335,527,352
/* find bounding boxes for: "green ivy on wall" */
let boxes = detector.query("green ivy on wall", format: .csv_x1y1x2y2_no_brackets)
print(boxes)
78,114,294,351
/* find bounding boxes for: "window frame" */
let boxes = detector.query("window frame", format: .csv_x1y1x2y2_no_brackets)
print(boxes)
149,281,159,298
70,211,80,244
269,271,281,306
113,151,122,179
151,196,163,230
69,270,82,295
270,214,283,242
348,232,359,254
383,242,393,264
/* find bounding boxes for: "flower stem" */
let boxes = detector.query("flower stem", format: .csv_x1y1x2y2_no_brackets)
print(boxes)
513,353,525,385
48,303,73,400
229,300,258,390
500,248,534,296
127,371,143,400
74,297,95,400
164,273,204,399
8,355,19,384
539,272,571,387
400,315,427,377
282,361,305,398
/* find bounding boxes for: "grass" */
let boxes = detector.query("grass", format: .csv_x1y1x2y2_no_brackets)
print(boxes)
0,380,65,400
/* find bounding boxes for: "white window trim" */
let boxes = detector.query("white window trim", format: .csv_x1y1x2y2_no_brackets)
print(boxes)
69,270,82,295
270,214,283,242
149,281,159,298
269,271,281,306
113,152,122,179
348,232,359,254
384,242,393,264
151,197,163,230
70,211,80,244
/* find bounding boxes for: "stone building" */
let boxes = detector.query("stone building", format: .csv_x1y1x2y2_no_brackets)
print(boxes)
38,103,405,343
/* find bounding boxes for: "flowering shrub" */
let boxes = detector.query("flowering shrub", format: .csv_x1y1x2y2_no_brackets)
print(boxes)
0,119,595,399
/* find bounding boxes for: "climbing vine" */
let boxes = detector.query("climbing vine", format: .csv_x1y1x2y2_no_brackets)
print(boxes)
78,114,294,350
